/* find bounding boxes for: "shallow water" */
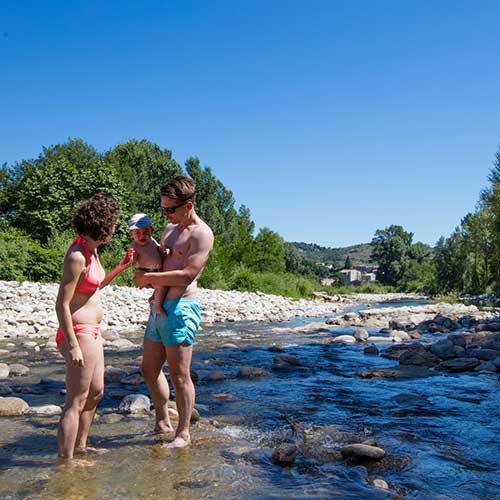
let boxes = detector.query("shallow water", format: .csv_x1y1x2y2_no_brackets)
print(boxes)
1,303,499,499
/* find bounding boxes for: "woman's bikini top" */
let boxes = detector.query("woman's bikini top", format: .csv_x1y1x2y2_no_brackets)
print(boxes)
70,235,106,294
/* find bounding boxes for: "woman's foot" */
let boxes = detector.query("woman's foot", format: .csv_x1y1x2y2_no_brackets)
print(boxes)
75,446,109,455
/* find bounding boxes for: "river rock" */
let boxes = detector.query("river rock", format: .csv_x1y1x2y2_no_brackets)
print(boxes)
358,366,433,379
469,348,498,361
354,329,369,342
439,358,481,372
373,479,389,489
363,344,379,355
0,396,29,416
0,384,13,395
390,331,411,342
8,364,30,376
236,366,270,379
271,443,297,466
120,373,144,386
331,335,356,344
474,361,497,372
340,443,386,460
272,354,302,371
429,339,456,359
118,394,151,414
202,371,226,382
27,404,62,416
104,366,128,383
0,363,9,379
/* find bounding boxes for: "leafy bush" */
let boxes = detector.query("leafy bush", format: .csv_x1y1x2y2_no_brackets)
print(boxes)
26,242,63,282
0,232,31,281
230,269,259,292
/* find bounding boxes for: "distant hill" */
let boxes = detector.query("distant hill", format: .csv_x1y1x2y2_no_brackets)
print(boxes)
290,242,373,267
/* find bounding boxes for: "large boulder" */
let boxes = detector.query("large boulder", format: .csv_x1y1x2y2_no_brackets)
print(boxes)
429,339,456,359
0,396,29,416
439,358,481,372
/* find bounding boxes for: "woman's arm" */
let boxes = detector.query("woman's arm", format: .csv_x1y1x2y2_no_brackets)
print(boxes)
99,247,135,289
55,251,86,367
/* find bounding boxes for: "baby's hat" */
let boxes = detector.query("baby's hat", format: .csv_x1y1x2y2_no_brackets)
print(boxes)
128,213,152,230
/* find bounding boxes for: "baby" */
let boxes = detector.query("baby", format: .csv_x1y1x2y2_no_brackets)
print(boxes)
128,213,169,317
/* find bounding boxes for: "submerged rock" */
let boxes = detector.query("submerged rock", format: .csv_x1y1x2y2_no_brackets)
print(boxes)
340,443,386,460
271,443,297,466
118,394,151,414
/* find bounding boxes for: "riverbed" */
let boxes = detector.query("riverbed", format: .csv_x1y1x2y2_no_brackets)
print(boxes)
1,300,499,499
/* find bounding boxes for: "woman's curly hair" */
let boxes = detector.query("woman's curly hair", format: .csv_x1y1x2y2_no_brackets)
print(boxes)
71,193,120,241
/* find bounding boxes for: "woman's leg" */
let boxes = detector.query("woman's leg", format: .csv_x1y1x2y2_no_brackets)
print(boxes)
75,336,104,451
57,334,99,459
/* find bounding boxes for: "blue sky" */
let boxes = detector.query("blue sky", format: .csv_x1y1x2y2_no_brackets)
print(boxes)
2,1,500,247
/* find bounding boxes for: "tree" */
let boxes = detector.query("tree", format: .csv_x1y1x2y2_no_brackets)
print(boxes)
371,225,413,286
343,255,353,269
246,228,286,273
12,139,130,243
106,139,181,228
185,157,239,243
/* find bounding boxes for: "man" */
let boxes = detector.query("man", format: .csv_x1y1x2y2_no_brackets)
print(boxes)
135,176,214,448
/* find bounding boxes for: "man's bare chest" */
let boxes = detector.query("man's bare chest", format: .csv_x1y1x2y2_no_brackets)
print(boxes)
162,227,191,260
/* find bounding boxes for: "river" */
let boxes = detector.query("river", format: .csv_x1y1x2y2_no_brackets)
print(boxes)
1,300,499,499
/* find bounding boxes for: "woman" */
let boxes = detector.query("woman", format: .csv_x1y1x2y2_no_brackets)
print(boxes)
55,193,133,460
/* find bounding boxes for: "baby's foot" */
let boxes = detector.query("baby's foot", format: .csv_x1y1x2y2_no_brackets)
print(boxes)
154,306,167,317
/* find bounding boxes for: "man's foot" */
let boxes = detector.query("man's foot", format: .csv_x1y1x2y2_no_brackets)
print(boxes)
160,434,191,449
74,446,109,456
154,423,174,434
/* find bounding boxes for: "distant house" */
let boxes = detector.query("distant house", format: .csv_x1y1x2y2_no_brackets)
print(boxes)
339,268,377,285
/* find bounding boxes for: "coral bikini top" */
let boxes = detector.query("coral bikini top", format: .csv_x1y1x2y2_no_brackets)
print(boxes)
70,235,105,294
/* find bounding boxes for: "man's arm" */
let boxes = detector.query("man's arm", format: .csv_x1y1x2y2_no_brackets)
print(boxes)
135,227,213,288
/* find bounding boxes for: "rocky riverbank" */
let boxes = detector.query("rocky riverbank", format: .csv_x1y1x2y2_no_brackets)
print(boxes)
0,279,421,337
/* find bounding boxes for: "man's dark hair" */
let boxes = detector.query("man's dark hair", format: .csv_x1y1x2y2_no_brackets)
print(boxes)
161,176,196,202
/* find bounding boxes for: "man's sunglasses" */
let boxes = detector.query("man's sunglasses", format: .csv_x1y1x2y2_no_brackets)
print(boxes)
161,200,190,214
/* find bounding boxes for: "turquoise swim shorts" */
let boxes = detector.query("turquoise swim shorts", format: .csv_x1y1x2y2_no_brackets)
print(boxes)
144,298,201,346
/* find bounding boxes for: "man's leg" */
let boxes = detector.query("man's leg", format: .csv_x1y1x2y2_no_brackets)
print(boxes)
141,339,173,433
162,343,194,448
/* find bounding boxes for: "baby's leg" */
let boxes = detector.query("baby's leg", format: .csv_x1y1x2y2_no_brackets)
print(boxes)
153,286,168,317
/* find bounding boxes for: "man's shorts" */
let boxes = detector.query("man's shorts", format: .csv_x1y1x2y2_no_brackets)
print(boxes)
144,298,201,346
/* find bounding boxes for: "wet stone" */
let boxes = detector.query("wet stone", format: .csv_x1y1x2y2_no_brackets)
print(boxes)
340,443,386,460
236,366,270,379
439,358,481,372
0,396,29,416
8,363,30,376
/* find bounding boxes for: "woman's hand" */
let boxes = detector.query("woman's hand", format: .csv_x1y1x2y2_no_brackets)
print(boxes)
68,344,84,367
118,247,135,270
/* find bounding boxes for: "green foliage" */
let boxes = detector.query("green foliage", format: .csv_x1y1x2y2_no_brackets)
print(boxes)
371,225,413,286
106,139,181,230
10,139,131,243
0,231,31,281
291,241,373,267
343,255,352,269
230,269,259,292
246,228,286,273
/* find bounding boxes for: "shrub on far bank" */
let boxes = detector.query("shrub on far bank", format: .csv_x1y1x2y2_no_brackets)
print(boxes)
325,283,395,295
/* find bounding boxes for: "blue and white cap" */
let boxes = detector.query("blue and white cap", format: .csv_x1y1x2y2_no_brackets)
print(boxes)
128,213,153,230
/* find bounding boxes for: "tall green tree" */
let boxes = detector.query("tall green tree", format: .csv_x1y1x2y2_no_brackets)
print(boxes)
371,225,413,286
11,139,130,242
106,139,181,226
246,228,286,273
